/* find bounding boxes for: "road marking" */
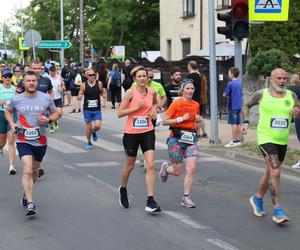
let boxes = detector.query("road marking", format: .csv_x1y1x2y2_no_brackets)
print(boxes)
164,210,210,230
64,164,76,170
73,136,123,152
86,174,118,193
199,157,222,162
75,162,120,167
205,239,239,250
48,137,87,153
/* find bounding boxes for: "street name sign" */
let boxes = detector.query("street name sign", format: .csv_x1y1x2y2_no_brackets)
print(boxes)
249,0,289,21
38,40,72,49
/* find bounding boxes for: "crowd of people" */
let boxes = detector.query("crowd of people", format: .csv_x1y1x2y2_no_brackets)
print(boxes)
0,58,300,226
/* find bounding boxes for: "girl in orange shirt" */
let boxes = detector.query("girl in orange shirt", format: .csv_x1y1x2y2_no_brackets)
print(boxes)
160,79,201,208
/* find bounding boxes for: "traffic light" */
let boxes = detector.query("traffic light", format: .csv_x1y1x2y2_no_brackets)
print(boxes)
217,11,232,40
231,0,249,40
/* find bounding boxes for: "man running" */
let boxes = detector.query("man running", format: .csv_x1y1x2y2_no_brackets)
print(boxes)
5,71,62,216
78,68,103,149
242,68,300,224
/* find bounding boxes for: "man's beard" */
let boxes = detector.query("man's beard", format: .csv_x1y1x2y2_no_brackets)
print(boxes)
274,85,286,93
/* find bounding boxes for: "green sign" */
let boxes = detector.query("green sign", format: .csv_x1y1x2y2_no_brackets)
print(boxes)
38,40,72,49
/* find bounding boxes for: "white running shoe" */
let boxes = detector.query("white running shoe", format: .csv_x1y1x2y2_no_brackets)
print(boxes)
291,161,300,169
224,140,241,148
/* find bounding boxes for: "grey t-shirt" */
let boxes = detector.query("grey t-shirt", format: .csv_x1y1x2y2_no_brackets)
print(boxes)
7,91,56,146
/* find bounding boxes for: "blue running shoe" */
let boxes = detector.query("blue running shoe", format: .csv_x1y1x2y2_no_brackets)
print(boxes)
92,132,98,142
272,207,289,224
85,143,94,150
249,195,266,217
21,193,28,207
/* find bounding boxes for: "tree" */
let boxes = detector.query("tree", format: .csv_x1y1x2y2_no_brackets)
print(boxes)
249,0,300,57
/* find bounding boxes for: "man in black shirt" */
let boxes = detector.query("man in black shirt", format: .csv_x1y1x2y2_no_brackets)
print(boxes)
61,59,72,106
122,59,134,91
164,67,182,108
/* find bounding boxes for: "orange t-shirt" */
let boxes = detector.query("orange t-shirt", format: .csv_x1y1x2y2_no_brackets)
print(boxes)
124,87,155,134
165,97,200,130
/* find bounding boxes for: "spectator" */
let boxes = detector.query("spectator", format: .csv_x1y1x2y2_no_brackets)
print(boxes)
61,59,72,106
108,63,122,109
96,60,109,107
122,59,134,91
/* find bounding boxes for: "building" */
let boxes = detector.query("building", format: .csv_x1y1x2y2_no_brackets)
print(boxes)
160,0,231,60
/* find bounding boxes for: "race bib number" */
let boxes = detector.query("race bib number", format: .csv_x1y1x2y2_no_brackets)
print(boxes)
133,116,149,129
87,99,98,108
270,117,289,130
23,126,40,140
178,130,197,144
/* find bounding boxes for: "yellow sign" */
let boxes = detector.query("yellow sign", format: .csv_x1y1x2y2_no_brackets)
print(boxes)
19,37,30,50
249,0,289,21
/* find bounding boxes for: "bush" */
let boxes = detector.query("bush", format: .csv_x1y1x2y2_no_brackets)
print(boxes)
247,49,289,77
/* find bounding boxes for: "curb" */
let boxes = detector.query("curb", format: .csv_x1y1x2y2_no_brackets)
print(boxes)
200,147,300,176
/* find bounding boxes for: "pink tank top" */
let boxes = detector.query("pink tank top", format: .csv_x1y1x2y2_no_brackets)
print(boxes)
124,87,154,134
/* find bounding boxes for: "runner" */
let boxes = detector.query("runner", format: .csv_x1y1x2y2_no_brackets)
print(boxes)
242,68,300,224
159,79,201,208
5,70,62,216
49,65,65,133
117,65,161,213
77,68,103,149
0,68,17,175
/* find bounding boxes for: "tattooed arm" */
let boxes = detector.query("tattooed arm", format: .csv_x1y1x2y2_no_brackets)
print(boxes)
291,92,300,117
241,89,263,134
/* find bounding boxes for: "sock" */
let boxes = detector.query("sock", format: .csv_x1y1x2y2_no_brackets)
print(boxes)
184,194,189,197
147,196,154,201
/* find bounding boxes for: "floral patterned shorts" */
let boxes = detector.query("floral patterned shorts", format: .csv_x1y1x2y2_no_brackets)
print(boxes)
167,137,199,164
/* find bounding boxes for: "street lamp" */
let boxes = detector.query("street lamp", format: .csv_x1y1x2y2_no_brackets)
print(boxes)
60,0,64,68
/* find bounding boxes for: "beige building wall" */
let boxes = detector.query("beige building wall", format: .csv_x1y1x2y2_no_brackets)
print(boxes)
160,0,231,60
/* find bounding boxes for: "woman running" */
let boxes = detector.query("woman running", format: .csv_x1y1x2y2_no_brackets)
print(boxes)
117,65,161,213
159,79,201,208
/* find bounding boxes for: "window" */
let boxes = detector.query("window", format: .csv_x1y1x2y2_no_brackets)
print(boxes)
181,38,191,58
183,0,195,17
167,40,172,61
216,0,230,10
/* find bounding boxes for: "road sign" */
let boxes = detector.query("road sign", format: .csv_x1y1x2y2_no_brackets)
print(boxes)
24,29,42,47
19,37,30,50
249,0,289,21
38,40,72,49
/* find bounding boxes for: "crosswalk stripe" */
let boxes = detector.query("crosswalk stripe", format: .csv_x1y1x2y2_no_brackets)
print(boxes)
75,162,120,167
48,137,87,153
72,136,123,152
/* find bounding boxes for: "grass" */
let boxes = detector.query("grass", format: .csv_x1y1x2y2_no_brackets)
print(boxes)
209,142,300,166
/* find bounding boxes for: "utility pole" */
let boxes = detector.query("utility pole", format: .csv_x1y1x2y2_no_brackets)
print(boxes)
60,0,64,68
20,0,25,65
79,0,84,65
209,0,219,144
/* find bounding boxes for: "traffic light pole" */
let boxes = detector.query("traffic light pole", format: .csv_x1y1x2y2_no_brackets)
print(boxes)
209,0,219,144
234,39,243,83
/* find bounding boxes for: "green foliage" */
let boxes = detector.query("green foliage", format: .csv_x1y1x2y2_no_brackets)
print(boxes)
249,0,300,57
247,49,288,77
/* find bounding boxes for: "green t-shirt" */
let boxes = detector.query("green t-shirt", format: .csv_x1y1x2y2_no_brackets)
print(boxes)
0,84,15,111
257,88,294,145
131,80,166,97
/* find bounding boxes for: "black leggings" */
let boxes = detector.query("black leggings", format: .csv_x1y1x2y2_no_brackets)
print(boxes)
110,86,121,106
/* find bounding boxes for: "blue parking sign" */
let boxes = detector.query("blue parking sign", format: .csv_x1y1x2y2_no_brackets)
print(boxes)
255,0,282,13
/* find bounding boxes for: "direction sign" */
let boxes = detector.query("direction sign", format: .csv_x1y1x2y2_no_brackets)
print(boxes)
249,0,289,21
38,40,72,49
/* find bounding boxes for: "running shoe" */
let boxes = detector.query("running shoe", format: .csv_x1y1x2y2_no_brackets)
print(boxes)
69,109,76,114
49,127,55,133
159,162,169,183
224,140,241,148
85,143,94,150
291,161,300,169
25,202,37,216
145,198,161,213
201,132,208,138
77,109,81,113
38,167,45,178
249,195,266,217
8,167,17,175
118,186,130,209
21,193,28,207
54,123,59,131
92,132,98,142
181,196,196,208
272,207,289,224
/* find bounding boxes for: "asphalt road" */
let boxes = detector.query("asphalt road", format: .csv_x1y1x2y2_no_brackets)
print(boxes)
0,113,300,250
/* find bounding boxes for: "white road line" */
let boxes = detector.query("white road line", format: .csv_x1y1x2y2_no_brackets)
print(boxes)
86,174,118,193
205,239,239,250
75,162,120,167
73,136,123,152
164,210,210,230
48,137,87,153
199,157,222,162
64,164,76,170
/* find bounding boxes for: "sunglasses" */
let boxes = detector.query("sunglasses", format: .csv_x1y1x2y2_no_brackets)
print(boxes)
3,75,12,78
88,74,95,77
